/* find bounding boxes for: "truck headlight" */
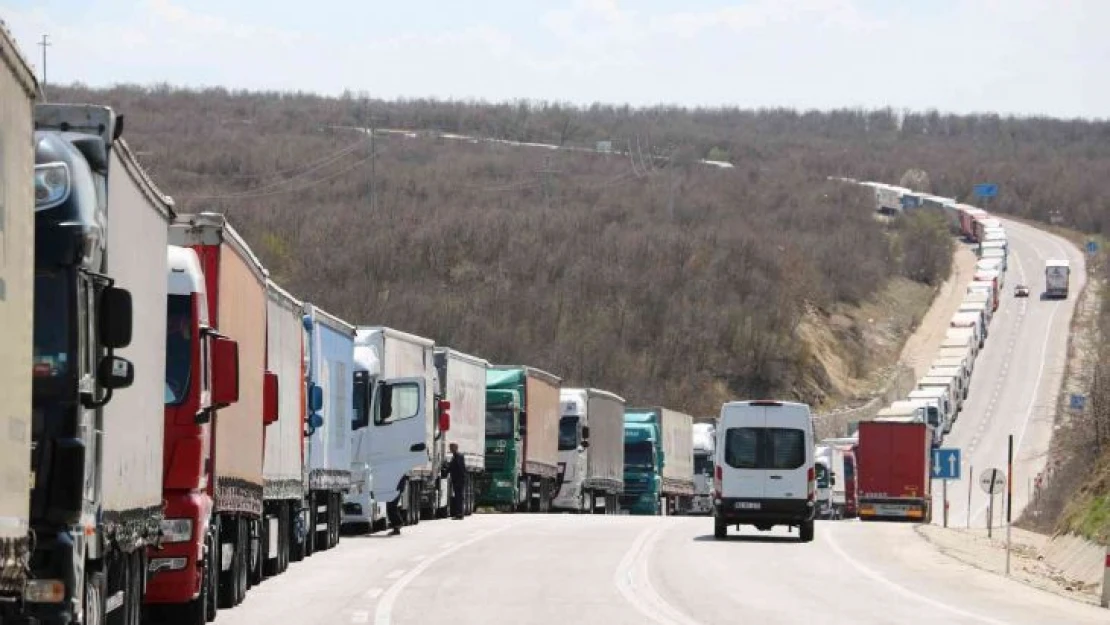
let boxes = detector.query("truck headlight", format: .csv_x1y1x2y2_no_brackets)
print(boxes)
161,518,194,543
34,162,71,210
24,579,65,603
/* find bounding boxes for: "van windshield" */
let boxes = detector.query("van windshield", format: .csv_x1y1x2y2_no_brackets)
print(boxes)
724,427,805,470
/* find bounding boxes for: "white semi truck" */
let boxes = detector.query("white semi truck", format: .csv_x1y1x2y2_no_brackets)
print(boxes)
434,348,489,517
689,423,715,515
553,388,626,513
1045,259,1071,299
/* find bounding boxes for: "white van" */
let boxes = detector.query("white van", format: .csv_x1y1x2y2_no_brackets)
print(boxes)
714,400,816,542
951,311,986,347
890,399,945,439
908,387,955,433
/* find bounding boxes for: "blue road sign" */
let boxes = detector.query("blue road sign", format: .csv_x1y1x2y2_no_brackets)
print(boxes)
973,184,998,198
932,448,961,480
1087,241,1099,255
1070,394,1087,411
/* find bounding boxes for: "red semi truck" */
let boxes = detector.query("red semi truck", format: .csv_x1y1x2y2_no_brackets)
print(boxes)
856,421,932,523
150,213,278,621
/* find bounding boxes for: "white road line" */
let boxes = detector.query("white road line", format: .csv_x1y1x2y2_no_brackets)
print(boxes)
351,610,370,623
613,523,701,625
825,529,1009,625
440,542,456,549
374,523,514,625
385,569,405,580
410,555,426,562
363,587,383,600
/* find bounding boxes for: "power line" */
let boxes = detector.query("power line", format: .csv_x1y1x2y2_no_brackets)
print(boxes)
176,138,366,181
181,150,376,203
183,141,369,199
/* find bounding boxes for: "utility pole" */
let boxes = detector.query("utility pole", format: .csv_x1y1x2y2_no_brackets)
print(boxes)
362,98,376,213
38,34,51,98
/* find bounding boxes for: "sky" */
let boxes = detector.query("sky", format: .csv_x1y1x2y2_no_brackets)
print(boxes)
1,0,1107,119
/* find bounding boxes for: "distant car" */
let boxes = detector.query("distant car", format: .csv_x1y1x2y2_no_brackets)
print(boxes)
1014,285,1030,298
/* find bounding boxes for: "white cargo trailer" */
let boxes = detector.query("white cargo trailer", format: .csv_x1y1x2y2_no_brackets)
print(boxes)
556,388,626,514
263,281,305,575
434,348,489,516
0,24,35,596
102,136,174,559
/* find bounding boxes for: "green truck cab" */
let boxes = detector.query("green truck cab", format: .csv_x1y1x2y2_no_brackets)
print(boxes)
622,415,662,515
477,367,561,511
479,388,523,508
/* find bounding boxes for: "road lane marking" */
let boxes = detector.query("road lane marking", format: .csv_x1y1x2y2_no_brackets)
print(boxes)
410,555,426,562
374,523,514,625
363,587,383,600
351,610,370,623
385,569,405,579
614,523,701,625
440,541,455,549
825,529,1008,625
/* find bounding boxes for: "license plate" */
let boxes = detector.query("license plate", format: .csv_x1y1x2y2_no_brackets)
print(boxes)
734,501,761,510
873,503,910,516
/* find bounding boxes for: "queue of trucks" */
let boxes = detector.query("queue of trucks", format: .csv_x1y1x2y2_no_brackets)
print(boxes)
0,33,712,621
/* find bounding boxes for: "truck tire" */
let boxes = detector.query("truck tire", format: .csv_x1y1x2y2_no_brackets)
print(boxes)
205,526,219,621
714,516,727,539
250,517,264,586
331,493,342,548
264,504,281,577
218,520,246,609
799,520,815,543
129,552,144,625
314,492,330,551
289,505,305,563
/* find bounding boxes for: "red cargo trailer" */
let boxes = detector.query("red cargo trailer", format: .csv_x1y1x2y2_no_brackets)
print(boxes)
856,421,932,522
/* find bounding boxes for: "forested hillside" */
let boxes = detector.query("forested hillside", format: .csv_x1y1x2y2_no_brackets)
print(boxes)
49,84,1105,414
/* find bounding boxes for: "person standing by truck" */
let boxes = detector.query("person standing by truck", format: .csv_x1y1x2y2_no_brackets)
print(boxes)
443,443,468,519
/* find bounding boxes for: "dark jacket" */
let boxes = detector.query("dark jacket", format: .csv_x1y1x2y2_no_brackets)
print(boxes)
444,451,467,482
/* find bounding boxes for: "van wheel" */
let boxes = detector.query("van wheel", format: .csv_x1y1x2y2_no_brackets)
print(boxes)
714,517,727,539
799,520,815,543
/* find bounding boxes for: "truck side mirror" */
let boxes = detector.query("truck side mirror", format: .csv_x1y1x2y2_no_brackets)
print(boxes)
307,383,324,413
97,355,133,390
100,286,133,349
352,371,370,431
263,371,279,426
211,336,240,409
581,425,590,440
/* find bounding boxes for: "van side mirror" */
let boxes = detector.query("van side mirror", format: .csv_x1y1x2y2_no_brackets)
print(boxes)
100,286,133,349
263,371,279,426
97,355,133,390
211,336,240,409
352,371,370,431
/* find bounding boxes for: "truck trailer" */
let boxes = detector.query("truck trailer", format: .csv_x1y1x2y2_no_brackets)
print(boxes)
554,388,626,514
262,281,305,575
857,420,933,522
167,212,273,611
302,304,355,549
434,348,489,517
480,367,562,512
620,407,694,515
1045,259,1071,299
0,25,35,609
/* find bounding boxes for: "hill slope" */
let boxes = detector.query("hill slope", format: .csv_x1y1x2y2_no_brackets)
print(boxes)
52,85,973,413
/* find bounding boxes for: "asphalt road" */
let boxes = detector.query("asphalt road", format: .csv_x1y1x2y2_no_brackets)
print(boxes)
931,219,1085,528
213,514,1106,625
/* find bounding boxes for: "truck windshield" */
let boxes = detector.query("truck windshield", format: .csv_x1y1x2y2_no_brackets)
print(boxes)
165,294,192,405
693,452,712,475
724,427,805,470
815,463,830,488
558,416,579,450
624,440,653,468
486,409,514,438
33,270,72,379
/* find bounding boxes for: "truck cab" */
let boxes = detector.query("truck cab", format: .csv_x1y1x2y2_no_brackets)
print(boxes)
479,388,523,509
621,417,660,515
690,423,715,515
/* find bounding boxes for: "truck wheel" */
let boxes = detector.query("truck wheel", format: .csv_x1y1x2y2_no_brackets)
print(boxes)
205,528,219,621
314,493,330,550
714,517,727,539
130,552,144,625
290,505,306,562
176,542,209,625
331,493,342,548
799,520,815,543
250,517,264,586
236,521,249,603
264,505,280,577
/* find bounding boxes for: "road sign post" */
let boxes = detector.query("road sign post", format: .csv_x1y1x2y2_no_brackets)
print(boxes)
942,479,948,528
967,464,973,529
1007,435,1014,575
932,449,960,529
979,467,1006,539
